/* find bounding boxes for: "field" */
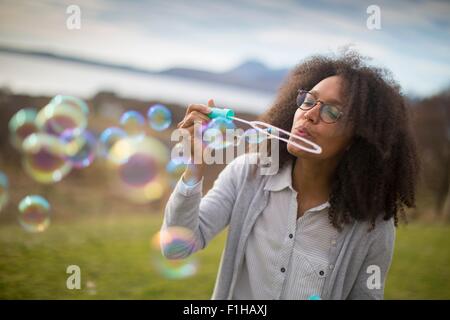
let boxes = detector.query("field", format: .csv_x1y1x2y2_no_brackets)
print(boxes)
0,213,448,300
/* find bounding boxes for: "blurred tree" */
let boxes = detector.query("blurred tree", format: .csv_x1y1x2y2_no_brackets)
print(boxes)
412,88,450,220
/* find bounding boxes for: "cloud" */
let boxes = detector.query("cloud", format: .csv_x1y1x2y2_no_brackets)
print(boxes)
0,0,449,95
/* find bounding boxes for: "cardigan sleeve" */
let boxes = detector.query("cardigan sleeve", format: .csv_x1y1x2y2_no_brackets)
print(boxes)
160,155,248,259
347,218,396,300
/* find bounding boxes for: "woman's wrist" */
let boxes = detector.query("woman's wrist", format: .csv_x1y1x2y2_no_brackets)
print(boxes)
182,163,204,185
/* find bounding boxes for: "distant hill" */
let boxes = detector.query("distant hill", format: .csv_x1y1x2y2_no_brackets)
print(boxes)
160,59,289,92
0,45,289,92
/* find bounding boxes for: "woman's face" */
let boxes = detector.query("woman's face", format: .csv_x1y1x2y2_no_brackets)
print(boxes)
287,75,354,160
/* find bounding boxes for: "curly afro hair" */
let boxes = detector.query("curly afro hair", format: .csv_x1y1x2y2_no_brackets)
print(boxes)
259,50,420,231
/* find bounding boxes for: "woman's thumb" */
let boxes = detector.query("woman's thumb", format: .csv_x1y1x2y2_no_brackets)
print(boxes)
207,99,215,108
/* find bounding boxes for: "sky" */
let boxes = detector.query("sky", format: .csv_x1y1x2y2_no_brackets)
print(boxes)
0,0,449,97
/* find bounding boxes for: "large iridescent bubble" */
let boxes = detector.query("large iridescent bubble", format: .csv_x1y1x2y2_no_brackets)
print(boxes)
22,133,72,183
36,96,88,137
108,136,169,203
18,195,51,233
0,171,9,212
147,104,172,131
8,108,39,151
151,226,199,279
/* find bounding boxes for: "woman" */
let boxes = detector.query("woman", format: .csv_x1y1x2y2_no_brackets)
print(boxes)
161,51,420,300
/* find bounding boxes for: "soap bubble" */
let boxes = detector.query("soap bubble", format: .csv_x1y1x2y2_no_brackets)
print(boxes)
153,256,198,280
147,104,172,131
151,226,199,279
22,133,72,183
203,118,236,150
119,153,158,187
119,110,146,137
0,171,9,212
157,226,199,258
36,96,88,137
8,108,39,150
61,130,96,169
98,127,127,160
50,95,89,116
108,136,169,203
18,195,51,233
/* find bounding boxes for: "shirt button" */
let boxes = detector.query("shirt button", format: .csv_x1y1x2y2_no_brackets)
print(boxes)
319,270,325,276
281,267,286,273
289,234,293,239
329,264,334,269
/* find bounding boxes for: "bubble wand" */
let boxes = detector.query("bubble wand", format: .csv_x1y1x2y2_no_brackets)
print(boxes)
207,107,322,154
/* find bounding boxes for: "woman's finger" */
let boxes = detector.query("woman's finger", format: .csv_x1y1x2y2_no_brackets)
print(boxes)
180,111,210,128
186,103,211,117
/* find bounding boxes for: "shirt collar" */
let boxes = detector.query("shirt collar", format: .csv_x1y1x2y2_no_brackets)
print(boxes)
264,159,295,192
307,201,331,212
263,159,331,210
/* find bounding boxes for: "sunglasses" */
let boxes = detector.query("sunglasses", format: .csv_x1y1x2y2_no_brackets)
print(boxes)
296,89,344,124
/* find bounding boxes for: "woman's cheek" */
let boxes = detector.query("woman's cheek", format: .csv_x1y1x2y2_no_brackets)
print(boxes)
293,109,303,123
321,130,352,157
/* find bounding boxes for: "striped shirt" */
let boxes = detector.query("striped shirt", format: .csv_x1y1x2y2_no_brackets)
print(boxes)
232,159,338,299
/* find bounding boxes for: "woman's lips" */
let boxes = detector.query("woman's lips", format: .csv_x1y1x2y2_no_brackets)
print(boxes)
293,128,314,140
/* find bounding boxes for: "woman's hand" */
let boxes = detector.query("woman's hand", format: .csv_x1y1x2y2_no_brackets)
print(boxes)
177,99,215,184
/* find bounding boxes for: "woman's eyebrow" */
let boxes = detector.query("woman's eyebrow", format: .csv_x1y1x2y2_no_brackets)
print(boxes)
310,89,343,105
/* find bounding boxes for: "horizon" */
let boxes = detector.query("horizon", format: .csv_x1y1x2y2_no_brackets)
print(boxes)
0,44,287,74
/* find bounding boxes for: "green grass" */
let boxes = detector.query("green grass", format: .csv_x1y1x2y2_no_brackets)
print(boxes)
0,215,448,299
0,214,226,299
385,223,450,299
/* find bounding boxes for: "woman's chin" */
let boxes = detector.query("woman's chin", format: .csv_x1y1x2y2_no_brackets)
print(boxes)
287,144,316,158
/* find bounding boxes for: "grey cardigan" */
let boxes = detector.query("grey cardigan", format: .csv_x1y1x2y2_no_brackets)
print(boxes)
162,153,396,300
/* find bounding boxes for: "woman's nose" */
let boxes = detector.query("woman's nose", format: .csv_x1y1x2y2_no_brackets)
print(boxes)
303,102,321,123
